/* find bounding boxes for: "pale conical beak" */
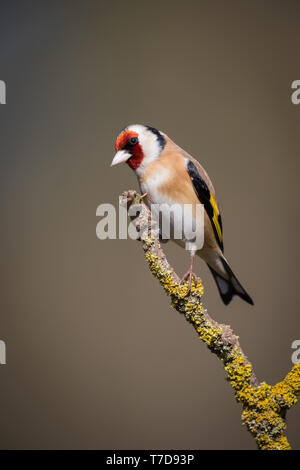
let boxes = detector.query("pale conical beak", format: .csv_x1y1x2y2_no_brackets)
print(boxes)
111,150,132,167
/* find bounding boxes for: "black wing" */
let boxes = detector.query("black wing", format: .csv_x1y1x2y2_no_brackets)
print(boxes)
186,159,224,252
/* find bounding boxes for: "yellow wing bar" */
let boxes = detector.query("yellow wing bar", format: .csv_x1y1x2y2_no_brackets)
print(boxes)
210,194,223,247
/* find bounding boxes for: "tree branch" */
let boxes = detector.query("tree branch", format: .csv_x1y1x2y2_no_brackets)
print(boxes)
121,189,300,450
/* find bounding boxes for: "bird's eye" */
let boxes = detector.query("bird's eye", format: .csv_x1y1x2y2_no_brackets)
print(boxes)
129,137,138,146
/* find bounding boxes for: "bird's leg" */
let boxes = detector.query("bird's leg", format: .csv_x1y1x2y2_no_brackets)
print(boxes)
181,251,199,292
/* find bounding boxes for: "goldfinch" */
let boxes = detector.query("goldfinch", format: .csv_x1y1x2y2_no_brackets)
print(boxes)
111,124,253,305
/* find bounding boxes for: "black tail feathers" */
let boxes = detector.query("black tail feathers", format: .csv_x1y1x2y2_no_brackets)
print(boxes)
207,258,254,306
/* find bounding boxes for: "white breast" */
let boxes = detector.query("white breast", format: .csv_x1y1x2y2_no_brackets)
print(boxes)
139,166,170,203
139,167,204,251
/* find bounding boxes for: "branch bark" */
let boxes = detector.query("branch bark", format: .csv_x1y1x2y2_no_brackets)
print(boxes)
121,189,300,450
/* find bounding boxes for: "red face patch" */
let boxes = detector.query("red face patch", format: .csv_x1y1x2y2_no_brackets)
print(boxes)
115,130,136,152
115,129,144,170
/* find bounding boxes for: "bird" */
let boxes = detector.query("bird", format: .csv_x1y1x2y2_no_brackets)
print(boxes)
111,124,253,305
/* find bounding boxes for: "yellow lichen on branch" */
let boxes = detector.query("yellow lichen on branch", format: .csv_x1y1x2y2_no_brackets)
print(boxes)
122,190,300,450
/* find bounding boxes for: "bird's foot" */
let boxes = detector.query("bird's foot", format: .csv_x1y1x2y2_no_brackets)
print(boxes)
180,269,199,292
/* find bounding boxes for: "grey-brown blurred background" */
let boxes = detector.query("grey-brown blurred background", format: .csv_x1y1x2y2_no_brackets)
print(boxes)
0,0,299,450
